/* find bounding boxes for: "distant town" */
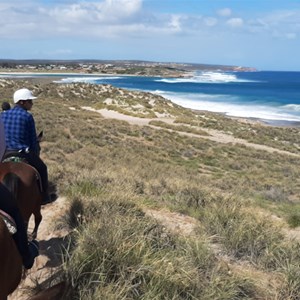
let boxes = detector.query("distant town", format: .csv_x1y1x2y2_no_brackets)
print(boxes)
0,59,256,77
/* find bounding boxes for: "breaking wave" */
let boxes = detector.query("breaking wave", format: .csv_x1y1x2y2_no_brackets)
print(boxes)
156,72,259,84
54,76,122,83
154,91,300,122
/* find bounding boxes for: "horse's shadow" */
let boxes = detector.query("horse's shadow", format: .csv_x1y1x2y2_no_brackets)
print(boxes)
47,180,59,204
27,235,72,297
38,235,71,268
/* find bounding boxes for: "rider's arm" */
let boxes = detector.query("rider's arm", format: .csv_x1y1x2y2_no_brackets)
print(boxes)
27,114,39,154
0,116,6,161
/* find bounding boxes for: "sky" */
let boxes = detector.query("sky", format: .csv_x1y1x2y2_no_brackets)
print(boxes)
1,0,300,71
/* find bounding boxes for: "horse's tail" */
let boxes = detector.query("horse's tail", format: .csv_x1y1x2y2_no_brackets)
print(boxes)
2,173,20,206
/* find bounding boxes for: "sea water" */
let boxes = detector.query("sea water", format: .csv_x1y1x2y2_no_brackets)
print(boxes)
2,71,300,124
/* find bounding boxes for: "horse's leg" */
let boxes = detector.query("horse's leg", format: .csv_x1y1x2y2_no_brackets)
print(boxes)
24,221,29,232
0,295,7,300
31,210,42,240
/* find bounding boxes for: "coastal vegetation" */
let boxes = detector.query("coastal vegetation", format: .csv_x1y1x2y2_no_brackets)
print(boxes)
1,78,300,299
0,59,255,76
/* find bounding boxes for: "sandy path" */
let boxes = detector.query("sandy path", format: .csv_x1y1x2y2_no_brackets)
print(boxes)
82,107,299,157
8,197,69,300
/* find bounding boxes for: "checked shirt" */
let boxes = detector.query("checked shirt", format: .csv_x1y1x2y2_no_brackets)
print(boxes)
2,106,38,154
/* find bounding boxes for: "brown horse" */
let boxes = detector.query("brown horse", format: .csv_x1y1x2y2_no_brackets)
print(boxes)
0,217,22,300
0,162,42,239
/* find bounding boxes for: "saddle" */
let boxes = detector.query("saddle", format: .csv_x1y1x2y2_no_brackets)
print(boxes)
0,209,17,234
2,151,43,193
2,150,28,164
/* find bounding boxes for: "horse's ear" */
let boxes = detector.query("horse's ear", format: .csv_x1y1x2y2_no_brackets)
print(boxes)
37,131,43,141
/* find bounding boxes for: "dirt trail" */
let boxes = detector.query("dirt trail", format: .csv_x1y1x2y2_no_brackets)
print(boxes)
146,207,300,242
82,107,299,157
8,197,69,300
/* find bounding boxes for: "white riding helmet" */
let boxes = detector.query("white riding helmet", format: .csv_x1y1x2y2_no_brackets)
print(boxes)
13,88,37,103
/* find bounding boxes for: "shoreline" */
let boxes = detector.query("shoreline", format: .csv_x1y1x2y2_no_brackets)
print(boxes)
1,73,299,129
191,109,300,128
223,110,300,127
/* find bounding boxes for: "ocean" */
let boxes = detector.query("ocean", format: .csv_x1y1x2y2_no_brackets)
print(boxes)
2,71,300,125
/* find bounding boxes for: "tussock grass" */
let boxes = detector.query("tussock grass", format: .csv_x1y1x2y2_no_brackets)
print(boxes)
200,195,284,262
287,213,300,228
1,79,300,298
62,196,258,299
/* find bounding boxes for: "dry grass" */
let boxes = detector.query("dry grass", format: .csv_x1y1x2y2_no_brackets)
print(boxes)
2,78,300,299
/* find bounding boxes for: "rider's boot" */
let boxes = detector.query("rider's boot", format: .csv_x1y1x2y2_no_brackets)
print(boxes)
22,240,39,269
41,191,51,205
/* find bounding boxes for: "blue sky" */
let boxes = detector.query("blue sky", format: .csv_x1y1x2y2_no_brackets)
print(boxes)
1,0,300,71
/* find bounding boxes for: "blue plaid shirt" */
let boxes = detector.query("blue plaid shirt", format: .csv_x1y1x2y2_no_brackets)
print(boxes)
2,106,38,154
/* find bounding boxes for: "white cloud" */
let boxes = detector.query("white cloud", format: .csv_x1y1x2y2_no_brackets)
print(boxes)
217,8,232,17
49,4,88,23
0,1,300,44
226,18,244,28
168,15,182,32
246,9,300,40
49,0,142,24
0,0,147,39
103,0,142,17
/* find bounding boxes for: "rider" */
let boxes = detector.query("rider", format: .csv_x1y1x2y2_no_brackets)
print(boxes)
1,88,50,204
0,116,39,269
1,101,11,111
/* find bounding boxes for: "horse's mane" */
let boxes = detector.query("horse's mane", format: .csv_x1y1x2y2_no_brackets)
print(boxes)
2,172,20,206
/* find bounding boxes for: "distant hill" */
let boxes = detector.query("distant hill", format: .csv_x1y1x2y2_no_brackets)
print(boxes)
0,59,256,72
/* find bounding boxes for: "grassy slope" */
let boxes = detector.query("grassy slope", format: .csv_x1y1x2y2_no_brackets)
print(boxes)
2,79,300,299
